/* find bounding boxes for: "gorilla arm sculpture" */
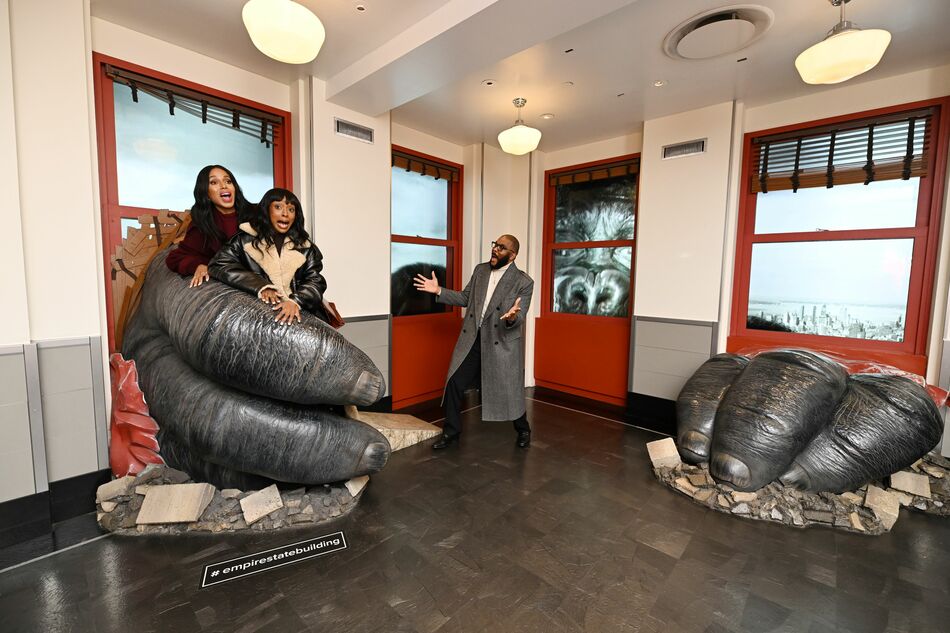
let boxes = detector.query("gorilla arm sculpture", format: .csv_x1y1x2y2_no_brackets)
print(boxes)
676,350,944,494
121,252,390,491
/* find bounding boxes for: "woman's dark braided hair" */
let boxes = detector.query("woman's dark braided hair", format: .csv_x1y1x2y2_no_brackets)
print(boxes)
190,165,252,245
249,188,310,253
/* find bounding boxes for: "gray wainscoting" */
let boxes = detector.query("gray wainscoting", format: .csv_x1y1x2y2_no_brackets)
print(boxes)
338,315,391,398
630,316,718,400
0,345,37,503
938,339,950,458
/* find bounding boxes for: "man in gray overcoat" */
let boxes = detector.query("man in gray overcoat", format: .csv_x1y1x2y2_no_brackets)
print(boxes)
414,234,535,449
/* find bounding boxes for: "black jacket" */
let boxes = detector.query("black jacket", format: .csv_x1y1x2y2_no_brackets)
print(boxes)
209,223,329,323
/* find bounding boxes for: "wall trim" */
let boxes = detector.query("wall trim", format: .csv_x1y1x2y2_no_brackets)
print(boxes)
343,314,390,323
635,315,717,327
0,345,25,356
89,336,109,469
35,337,93,349
22,344,48,494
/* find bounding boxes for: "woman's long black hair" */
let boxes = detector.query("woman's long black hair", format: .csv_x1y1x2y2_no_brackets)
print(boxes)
190,164,251,244
250,188,311,252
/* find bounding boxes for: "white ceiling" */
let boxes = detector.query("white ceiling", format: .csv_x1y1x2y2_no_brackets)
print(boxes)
91,0,950,153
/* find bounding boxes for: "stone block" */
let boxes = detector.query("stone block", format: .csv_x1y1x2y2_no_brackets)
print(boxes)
135,485,152,496
100,501,117,512
890,471,931,499
803,510,834,524
220,489,242,499
921,463,945,478
732,503,750,515
358,412,440,451
687,473,710,488
646,438,681,470
240,484,284,525
894,492,914,507
345,475,370,498
97,476,134,503
136,483,215,525
865,485,900,530
717,494,730,508
840,492,863,505
694,489,716,503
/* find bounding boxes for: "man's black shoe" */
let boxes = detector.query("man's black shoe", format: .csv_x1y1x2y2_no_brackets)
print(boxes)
516,430,531,448
432,434,458,450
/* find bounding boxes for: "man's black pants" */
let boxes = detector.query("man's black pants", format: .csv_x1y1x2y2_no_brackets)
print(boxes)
443,332,530,437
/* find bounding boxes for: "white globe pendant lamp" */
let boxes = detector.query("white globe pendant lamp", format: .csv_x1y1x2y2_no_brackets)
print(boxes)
242,0,326,64
498,98,542,156
795,0,890,85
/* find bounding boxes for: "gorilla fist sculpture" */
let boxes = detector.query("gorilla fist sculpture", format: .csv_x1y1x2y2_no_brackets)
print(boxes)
121,252,391,490
676,350,944,493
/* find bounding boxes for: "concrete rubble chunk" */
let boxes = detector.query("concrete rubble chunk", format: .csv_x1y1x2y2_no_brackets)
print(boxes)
849,513,865,532
358,412,440,451
345,475,370,498
920,464,945,478
674,477,697,495
240,484,284,526
135,485,151,496
732,503,750,515
220,489,242,499
865,485,900,530
687,474,709,488
894,491,914,507
132,464,164,486
840,492,863,505
770,508,783,521
97,476,135,503
694,489,716,503
136,483,215,525
100,501,117,512
890,471,931,499
731,492,758,503
717,494,730,508
646,438,681,470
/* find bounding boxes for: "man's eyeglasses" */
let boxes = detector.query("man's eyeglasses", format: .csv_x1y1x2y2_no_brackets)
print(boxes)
490,241,510,253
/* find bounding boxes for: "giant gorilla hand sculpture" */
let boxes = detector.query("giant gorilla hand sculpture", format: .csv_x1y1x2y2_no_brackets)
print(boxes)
676,350,943,493
121,252,391,490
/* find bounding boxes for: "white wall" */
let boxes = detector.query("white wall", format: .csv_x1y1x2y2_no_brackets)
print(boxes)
635,101,736,322
544,132,643,171
10,0,102,340
312,78,391,317
0,0,29,346
391,122,464,164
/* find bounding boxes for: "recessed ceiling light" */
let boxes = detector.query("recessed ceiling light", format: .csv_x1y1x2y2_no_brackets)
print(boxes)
653,79,667,87
562,81,574,87
355,4,366,11
481,79,496,86
540,113,555,120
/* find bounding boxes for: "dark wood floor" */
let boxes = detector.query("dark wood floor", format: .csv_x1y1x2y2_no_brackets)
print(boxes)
1,397,949,632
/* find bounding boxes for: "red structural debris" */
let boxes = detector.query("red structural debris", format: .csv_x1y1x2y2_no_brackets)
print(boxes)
109,353,164,476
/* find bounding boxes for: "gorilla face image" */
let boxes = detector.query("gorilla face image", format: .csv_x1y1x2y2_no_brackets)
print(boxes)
552,176,635,317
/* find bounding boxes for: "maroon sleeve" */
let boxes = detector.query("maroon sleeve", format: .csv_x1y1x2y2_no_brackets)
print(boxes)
165,225,214,275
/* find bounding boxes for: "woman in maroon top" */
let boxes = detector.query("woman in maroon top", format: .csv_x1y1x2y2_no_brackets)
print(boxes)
166,165,252,287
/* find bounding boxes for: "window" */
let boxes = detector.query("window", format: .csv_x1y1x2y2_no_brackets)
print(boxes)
390,147,462,317
543,158,638,318
731,101,948,367
93,54,293,350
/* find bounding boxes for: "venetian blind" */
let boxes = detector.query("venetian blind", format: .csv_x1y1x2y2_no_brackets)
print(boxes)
392,150,460,182
750,108,934,193
105,65,282,147
549,157,639,186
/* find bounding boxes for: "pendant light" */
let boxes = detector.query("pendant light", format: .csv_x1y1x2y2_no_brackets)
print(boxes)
795,0,890,85
242,0,326,65
497,98,542,155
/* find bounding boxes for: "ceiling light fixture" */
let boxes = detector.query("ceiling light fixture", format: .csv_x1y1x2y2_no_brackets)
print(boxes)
653,80,667,87
795,0,890,85
498,98,542,156
242,0,326,64
540,113,555,120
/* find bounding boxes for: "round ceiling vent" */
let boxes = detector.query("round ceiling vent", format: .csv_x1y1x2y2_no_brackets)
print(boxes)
663,5,774,60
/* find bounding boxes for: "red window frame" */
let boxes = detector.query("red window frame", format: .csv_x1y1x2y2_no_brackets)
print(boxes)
728,97,950,375
389,144,464,318
540,154,640,321
91,52,294,352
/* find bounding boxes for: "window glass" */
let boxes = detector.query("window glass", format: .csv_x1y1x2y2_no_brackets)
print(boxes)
391,243,449,316
113,83,274,210
120,217,140,239
552,246,631,317
554,175,636,243
391,167,448,239
754,179,919,234
747,239,912,341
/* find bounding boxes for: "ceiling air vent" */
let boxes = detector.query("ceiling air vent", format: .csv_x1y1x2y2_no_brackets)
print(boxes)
663,5,774,60
662,138,706,160
334,117,374,144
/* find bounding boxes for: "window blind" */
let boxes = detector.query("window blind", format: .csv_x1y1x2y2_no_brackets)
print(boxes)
750,108,934,193
392,150,459,182
105,65,282,147
549,158,639,186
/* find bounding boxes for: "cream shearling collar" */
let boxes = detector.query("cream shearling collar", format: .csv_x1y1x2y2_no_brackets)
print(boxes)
239,222,309,299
